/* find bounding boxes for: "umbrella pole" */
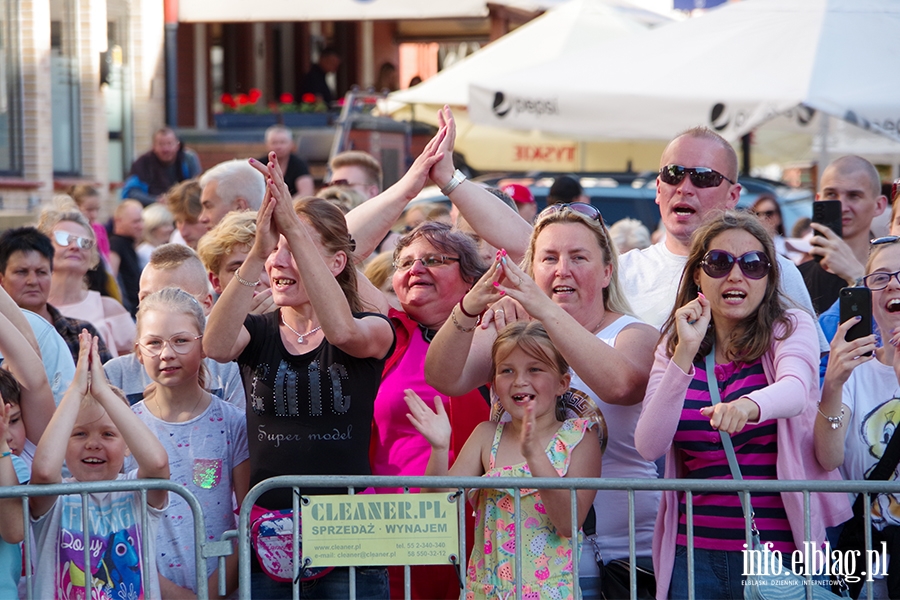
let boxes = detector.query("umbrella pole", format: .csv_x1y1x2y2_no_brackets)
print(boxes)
741,134,751,176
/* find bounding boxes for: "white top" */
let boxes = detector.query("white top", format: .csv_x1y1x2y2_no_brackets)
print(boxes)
0,310,75,406
129,398,249,591
840,358,900,530
575,315,660,571
618,241,828,351
30,471,165,600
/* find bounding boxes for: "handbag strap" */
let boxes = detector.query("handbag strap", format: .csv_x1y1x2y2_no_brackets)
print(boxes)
849,403,900,519
704,350,757,533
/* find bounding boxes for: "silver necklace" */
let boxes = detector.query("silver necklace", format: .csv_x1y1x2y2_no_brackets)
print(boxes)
281,313,322,343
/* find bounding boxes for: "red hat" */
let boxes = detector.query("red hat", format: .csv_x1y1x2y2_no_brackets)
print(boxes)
502,183,535,204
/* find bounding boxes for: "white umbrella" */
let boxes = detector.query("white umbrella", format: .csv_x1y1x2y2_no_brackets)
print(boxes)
469,0,900,146
384,0,673,171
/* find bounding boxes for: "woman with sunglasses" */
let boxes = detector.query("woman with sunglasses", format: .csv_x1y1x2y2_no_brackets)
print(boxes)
816,235,900,599
37,207,136,357
425,199,660,599
751,194,789,258
635,211,850,599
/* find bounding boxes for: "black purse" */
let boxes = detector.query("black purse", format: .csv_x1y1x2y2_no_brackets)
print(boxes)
583,508,656,600
833,416,900,599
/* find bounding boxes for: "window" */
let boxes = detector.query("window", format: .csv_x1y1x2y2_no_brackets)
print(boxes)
51,0,82,176
0,0,22,174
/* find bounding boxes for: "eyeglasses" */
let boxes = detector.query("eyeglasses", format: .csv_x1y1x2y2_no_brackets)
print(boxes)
539,203,603,222
659,165,735,189
871,235,900,247
393,254,460,272
53,231,95,250
700,250,771,280
137,333,203,357
863,270,900,291
754,210,778,219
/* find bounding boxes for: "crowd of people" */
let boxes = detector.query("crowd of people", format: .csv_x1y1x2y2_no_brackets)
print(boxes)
0,105,898,600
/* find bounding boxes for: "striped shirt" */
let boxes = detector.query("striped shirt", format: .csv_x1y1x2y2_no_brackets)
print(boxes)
672,356,793,552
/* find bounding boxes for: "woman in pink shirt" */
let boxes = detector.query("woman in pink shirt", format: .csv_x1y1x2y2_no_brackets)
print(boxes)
635,211,850,599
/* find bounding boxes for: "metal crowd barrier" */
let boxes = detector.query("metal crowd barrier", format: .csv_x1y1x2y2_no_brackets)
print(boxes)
7,476,900,600
236,476,900,600
0,479,216,600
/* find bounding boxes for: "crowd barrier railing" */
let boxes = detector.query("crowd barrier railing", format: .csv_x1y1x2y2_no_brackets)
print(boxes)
236,476,900,600
0,478,219,599
8,476,900,600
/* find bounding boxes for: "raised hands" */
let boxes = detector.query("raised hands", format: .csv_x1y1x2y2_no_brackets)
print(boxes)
431,106,458,188
394,125,447,202
824,317,877,388
490,250,556,323
403,389,451,453
672,293,712,372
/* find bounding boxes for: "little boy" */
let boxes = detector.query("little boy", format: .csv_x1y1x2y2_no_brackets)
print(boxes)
30,332,169,600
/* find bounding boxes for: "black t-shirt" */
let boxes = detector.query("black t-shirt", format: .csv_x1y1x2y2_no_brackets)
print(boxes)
798,259,846,315
255,154,310,197
238,310,394,508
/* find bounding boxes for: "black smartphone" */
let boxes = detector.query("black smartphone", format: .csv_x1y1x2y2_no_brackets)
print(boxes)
839,287,873,356
812,200,843,261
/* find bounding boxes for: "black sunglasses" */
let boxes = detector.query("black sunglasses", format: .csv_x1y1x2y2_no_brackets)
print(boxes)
700,250,771,280
659,165,735,189
539,203,603,222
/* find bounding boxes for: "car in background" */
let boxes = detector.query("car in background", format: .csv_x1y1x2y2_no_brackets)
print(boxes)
410,171,814,236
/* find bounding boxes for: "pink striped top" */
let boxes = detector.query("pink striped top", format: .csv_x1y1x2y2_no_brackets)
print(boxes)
672,357,794,552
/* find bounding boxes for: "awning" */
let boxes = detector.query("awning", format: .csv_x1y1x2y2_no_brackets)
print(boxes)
177,0,491,23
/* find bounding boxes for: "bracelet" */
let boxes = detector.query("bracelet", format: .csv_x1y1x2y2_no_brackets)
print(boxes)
450,305,479,333
440,169,467,196
0,450,11,459
458,298,482,319
817,404,845,430
234,269,260,288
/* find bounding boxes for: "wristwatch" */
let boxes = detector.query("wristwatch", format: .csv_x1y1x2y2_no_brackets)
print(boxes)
440,169,467,196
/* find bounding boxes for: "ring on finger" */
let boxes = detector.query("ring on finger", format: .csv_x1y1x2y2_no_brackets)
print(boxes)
495,310,505,315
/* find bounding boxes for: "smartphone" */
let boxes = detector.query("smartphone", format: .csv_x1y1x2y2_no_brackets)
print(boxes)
812,200,843,261
839,287,873,356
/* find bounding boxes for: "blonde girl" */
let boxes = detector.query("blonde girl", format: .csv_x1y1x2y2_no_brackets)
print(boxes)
405,321,602,599
131,288,249,598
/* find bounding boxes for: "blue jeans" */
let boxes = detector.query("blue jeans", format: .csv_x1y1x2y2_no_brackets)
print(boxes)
669,545,744,600
250,567,390,599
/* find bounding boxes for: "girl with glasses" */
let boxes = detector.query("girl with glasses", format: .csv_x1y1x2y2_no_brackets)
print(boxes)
817,235,900,599
130,287,249,598
635,211,850,599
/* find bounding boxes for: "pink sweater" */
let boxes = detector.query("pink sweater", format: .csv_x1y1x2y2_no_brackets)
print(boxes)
635,309,852,599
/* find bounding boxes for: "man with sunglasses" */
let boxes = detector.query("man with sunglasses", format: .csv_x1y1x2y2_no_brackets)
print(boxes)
800,155,887,315
617,127,827,351
327,150,383,201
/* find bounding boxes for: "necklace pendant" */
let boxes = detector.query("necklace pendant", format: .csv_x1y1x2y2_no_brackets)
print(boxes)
297,335,304,343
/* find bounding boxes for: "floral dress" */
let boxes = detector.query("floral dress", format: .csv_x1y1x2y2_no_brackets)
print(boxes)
466,418,593,600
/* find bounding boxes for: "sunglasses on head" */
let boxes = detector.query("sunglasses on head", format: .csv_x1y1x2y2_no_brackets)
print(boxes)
659,165,735,189
539,203,603,222
872,235,900,247
53,231,95,250
700,250,771,280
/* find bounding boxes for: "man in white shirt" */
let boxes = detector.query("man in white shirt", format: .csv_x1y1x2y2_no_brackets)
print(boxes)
617,126,827,350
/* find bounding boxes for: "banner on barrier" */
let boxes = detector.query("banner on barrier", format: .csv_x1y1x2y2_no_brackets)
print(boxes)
303,493,460,567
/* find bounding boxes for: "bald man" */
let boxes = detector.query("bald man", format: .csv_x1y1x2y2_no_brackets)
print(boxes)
617,127,824,352
801,155,887,314
103,243,245,408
